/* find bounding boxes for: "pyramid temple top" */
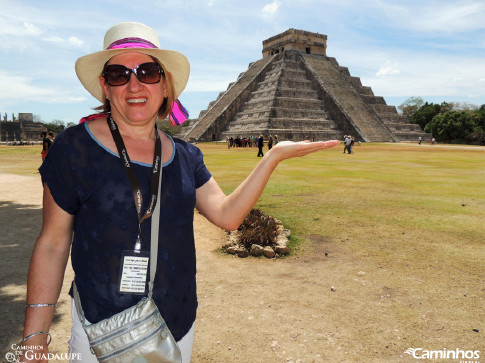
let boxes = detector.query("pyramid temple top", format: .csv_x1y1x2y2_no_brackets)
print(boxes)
262,29,327,58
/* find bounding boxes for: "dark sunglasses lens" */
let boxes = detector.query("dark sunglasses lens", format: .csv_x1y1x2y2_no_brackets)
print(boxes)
137,63,161,84
105,65,130,86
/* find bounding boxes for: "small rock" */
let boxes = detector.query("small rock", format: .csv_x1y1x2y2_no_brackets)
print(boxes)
331,286,336,292
237,249,249,258
226,246,238,255
472,328,479,333
250,244,264,256
275,245,290,255
223,241,236,249
263,246,276,258
280,229,291,238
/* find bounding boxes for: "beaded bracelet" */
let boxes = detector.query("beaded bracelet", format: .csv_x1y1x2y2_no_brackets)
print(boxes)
19,331,52,346
26,303,57,308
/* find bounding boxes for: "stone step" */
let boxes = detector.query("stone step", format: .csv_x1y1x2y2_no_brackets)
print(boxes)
371,104,397,114
361,95,387,105
233,107,329,120
249,88,318,100
243,97,325,111
270,119,337,129
384,122,423,132
392,131,431,142
378,113,408,122
226,117,336,129
276,88,319,98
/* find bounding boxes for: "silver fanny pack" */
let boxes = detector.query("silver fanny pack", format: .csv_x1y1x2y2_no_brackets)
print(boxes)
72,142,182,363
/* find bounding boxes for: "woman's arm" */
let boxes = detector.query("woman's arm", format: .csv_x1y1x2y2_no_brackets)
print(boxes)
21,184,74,359
195,140,339,230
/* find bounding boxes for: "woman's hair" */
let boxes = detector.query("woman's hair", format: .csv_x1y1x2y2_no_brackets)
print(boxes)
96,56,175,120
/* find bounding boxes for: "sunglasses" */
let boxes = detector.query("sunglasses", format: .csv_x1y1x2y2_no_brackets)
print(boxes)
102,62,164,86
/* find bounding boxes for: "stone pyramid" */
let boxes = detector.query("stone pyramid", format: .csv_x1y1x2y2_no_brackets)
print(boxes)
180,29,429,143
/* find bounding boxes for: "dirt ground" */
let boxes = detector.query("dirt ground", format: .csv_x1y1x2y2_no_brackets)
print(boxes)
1,171,482,362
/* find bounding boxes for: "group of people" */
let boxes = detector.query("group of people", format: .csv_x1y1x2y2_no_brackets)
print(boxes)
226,134,278,149
343,135,355,154
21,21,339,363
226,134,278,158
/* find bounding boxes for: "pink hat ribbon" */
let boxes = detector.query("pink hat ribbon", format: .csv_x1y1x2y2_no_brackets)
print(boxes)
169,99,189,126
107,37,158,50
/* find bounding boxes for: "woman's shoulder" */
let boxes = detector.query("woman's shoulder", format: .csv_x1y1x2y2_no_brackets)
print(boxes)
171,138,206,163
173,137,201,152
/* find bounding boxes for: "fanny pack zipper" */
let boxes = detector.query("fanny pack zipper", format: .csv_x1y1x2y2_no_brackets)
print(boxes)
89,308,159,347
97,321,166,361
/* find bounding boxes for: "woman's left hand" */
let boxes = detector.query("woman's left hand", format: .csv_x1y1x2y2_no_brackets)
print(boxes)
268,139,340,163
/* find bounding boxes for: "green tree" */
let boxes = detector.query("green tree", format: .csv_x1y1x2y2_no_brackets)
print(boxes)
44,120,65,134
409,102,442,129
424,110,479,144
398,97,424,118
470,105,485,144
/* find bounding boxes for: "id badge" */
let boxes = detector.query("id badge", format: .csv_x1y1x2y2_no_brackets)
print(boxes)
118,250,150,295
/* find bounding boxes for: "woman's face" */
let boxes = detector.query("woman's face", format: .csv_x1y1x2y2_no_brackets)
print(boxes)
100,52,167,126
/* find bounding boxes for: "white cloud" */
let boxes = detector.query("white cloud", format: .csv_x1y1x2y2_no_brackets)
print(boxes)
68,36,84,47
262,1,279,18
374,1,485,34
23,22,43,36
0,71,86,104
0,72,47,99
376,62,401,77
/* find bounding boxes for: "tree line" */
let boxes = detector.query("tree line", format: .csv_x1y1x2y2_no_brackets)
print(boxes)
398,97,485,145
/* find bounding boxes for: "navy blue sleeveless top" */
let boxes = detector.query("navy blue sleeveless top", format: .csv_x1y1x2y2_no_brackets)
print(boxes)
39,122,212,340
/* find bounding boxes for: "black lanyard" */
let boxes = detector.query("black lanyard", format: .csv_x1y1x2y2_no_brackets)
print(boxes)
107,115,162,252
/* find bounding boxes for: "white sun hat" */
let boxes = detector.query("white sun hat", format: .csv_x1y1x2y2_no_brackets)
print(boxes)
75,22,190,102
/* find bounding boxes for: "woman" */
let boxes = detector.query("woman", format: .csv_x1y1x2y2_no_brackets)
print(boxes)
21,22,339,362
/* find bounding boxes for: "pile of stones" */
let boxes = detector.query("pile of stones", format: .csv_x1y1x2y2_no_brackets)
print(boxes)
223,219,291,258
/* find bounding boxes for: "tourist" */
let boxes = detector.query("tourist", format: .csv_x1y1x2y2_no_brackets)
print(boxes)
343,135,352,154
21,21,339,363
349,136,355,154
268,135,274,150
418,136,422,145
257,134,265,157
40,131,52,161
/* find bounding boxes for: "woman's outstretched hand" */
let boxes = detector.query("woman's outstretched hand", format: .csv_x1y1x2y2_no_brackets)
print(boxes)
268,139,340,163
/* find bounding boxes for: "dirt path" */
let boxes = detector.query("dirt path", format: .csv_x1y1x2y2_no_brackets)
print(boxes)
1,172,482,362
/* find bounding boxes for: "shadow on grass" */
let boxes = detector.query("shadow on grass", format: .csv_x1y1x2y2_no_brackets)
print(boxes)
0,201,65,358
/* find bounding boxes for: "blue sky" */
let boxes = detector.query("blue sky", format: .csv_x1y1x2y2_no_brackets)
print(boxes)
1,0,484,124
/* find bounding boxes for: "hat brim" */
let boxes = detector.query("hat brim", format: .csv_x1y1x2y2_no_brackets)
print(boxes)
75,48,190,103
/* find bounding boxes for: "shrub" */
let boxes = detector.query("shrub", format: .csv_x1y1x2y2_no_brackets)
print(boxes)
237,209,278,250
